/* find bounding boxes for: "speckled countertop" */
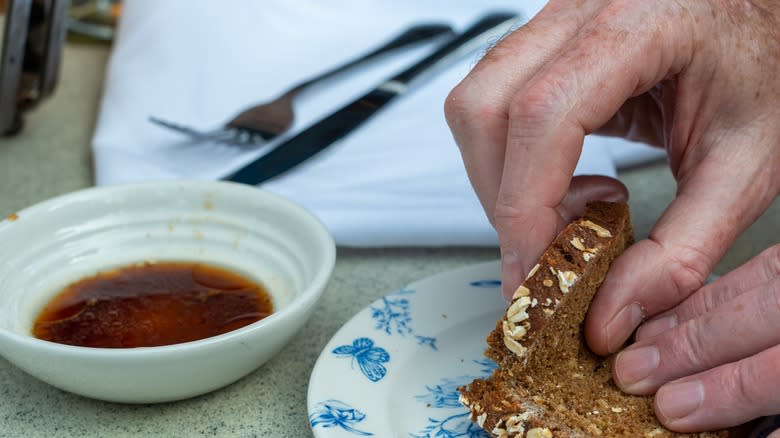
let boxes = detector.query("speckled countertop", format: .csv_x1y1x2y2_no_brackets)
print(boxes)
0,42,777,438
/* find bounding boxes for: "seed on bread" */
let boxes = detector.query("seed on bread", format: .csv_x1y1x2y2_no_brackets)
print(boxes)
506,296,532,323
491,419,507,438
512,285,531,300
555,269,577,293
503,321,527,340
504,413,530,434
526,428,553,438
570,236,600,260
526,264,540,280
502,334,527,357
579,219,612,238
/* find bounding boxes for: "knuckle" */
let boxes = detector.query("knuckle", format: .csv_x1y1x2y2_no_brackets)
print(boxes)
443,78,506,146
697,288,718,316
752,249,780,328
769,279,780,318
679,289,712,322
493,201,527,230
668,318,711,372
663,242,713,301
493,202,541,237
494,185,526,217
507,76,568,127
720,359,762,408
718,347,780,415
443,82,475,131
697,283,726,316
760,244,780,279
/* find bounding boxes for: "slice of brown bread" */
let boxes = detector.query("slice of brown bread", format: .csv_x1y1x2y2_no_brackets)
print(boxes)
459,202,731,438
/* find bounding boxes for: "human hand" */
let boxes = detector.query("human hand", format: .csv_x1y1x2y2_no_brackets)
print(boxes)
444,0,780,432
614,244,780,432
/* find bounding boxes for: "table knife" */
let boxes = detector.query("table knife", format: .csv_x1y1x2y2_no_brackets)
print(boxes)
225,11,520,185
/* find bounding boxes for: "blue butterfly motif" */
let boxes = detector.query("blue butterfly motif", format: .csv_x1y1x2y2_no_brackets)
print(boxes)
333,337,390,382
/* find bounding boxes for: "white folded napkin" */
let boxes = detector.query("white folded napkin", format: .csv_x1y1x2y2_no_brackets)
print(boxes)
91,0,664,247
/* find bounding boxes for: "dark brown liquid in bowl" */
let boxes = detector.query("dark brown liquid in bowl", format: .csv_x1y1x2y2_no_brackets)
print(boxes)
32,262,273,348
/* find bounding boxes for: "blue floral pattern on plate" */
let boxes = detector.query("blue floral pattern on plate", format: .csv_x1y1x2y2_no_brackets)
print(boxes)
411,359,496,437
309,400,373,436
414,335,437,351
332,337,390,383
308,261,511,437
415,376,471,409
409,412,488,438
370,287,439,351
371,288,414,336
473,358,499,375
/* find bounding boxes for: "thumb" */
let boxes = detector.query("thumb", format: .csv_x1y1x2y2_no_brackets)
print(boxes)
585,131,780,354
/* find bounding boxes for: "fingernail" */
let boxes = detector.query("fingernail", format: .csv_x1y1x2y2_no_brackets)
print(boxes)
636,314,678,341
614,345,660,392
656,381,704,421
501,249,523,300
605,303,643,353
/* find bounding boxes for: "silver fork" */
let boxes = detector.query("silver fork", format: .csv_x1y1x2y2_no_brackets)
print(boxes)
149,23,454,146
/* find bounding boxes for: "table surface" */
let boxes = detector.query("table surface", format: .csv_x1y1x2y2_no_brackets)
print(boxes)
0,42,777,438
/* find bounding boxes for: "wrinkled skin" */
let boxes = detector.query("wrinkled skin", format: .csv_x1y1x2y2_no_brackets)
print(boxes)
445,0,780,433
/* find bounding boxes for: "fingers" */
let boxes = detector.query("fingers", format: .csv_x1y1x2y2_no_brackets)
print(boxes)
494,0,696,298
446,0,610,299
636,244,780,341
446,0,608,225
586,126,780,355
613,275,780,394
500,175,628,300
653,343,780,433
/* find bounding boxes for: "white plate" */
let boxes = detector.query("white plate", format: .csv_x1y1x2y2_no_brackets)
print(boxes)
308,260,504,437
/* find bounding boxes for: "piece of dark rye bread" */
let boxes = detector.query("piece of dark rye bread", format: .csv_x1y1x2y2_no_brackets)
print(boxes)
458,202,731,437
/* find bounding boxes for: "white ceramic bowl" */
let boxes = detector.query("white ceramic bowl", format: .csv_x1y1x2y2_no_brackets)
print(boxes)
0,181,335,403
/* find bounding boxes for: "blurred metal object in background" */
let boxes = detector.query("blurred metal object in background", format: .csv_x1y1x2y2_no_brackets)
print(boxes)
67,0,120,42
0,0,69,136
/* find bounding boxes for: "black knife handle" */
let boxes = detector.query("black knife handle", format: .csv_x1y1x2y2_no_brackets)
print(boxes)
293,23,456,92
391,12,519,86
362,23,456,58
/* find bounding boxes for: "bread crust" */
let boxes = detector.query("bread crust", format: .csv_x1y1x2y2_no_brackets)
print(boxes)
459,202,732,438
